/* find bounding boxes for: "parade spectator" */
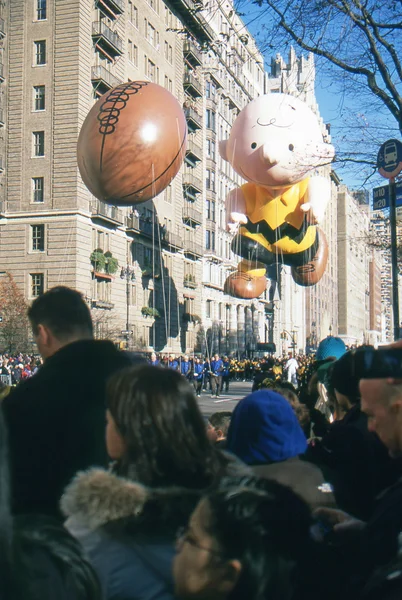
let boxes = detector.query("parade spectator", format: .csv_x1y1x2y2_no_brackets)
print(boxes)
210,354,223,398
226,390,335,509
0,406,101,600
208,411,232,449
2,286,136,518
61,365,246,600
315,349,402,589
173,476,338,600
306,349,398,519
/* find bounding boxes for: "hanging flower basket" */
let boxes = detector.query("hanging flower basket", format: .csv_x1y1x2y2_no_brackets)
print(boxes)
141,306,161,319
90,249,106,272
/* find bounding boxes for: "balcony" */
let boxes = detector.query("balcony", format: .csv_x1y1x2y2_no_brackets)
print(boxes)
95,0,124,18
0,157,4,173
204,247,223,263
0,18,4,38
0,63,4,83
126,214,155,238
183,173,203,199
228,90,242,111
162,229,184,251
184,274,197,289
92,21,123,58
91,200,123,226
91,298,115,309
184,106,202,131
183,205,202,226
0,109,4,127
210,70,224,89
168,0,214,44
184,239,203,258
91,65,121,95
183,40,202,67
183,72,202,98
185,139,202,164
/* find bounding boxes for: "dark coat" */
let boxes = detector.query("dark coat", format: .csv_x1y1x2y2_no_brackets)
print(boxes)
304,405,399,519
2,340,133,518
253,457,336,510
62,459,250,600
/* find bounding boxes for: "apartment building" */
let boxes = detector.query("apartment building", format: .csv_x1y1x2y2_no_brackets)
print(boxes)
337,185,370,345
0,0,271,354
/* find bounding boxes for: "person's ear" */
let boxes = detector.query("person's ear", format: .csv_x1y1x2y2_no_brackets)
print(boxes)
217,429,224,439
217,560,242,594
36,324,51,347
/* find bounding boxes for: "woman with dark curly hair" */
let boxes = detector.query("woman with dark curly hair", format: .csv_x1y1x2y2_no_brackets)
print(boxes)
62,365,247,600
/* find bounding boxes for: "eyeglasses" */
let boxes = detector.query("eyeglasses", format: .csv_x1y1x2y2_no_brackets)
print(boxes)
176,526,223,558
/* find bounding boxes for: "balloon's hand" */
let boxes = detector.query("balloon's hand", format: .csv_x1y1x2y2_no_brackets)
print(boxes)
302,177,331,224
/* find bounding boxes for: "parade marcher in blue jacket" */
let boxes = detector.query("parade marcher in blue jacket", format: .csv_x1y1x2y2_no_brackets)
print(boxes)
150,352,159,367
192,357,204,397
180,355,192,380
168,355,179,371
203,358,211,391
222,356,230,393
210,354,224,398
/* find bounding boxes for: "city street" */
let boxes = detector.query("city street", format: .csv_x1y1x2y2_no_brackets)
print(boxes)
197,380,252,417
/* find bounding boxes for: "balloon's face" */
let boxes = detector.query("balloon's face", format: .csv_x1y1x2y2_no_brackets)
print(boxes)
221,94,334,187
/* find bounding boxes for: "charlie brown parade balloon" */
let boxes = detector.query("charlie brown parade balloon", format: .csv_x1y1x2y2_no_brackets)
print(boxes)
220,93,335,299
77,81,187,206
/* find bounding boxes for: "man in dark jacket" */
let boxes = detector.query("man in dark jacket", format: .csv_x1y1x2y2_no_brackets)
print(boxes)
2,286,135,518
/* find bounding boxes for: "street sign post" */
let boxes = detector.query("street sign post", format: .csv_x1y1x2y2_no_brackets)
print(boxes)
377,138,402,340
121,330,133,336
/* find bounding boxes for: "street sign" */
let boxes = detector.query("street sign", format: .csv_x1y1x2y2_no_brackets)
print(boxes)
373,181,402,210
121,330,133,336
377,138,402,179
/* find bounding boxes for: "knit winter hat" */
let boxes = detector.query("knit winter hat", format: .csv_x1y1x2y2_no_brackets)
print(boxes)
226,390,307,465
316,336,346,361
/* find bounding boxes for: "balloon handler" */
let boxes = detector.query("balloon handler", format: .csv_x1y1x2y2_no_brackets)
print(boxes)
220,93,335,299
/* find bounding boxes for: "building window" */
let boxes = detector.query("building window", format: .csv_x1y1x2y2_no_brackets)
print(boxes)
36,0,47,20
206,169,215,192
147,0,159,12
32,177,44,203
206,230,215,251
206,109,216,131
206,199,216,221
205,80,216,99
33,131,45,157
33,85,45,111
206,299,212,319
128,40,138,65
206,139,216,161
144,19,159,48
164,75,173,93
31,273,44,297
165,184,172,203
31,224,45,251
34,40,46,65
145,57,158,83
128,1,138,27
164,42,173,63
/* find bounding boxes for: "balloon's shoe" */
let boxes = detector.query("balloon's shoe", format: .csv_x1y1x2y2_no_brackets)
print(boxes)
291,227,328,287
224,260,267,299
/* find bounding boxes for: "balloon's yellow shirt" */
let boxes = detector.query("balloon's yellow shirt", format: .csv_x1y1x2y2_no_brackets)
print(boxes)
239,179,317,255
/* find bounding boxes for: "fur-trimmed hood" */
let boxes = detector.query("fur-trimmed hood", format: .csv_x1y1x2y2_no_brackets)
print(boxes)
61,468,204,533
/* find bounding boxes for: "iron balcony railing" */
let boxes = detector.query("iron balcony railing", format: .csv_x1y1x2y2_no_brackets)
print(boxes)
183,39,202,66
183,206,202,224
92,200,123,224
183,72,202,97
91,65,121,89
92,21,123,54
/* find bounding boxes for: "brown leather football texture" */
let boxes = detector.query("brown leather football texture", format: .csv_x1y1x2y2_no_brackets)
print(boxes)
77,81,187,206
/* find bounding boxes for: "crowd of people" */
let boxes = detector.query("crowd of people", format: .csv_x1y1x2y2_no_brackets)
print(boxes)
0,285,402,599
